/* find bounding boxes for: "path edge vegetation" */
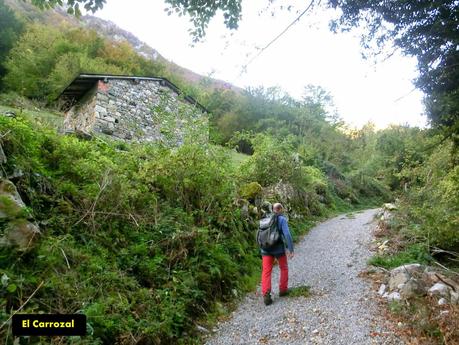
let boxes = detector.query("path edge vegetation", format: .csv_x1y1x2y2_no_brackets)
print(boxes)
0,104,385,344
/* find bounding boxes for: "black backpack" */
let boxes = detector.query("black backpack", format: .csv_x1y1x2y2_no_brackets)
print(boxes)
256,213,282,249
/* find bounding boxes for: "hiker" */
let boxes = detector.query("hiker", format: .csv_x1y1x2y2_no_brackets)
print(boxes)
260,202,294,306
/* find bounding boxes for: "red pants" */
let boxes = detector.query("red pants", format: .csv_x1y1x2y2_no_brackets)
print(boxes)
261,254,288,295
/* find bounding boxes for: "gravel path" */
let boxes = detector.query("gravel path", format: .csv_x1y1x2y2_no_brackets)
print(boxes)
205,209,402,345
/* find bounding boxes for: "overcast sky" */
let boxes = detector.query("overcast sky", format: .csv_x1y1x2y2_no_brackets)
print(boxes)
94,0,427,129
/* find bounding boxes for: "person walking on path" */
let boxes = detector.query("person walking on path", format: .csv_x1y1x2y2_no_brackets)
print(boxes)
260,202,294,306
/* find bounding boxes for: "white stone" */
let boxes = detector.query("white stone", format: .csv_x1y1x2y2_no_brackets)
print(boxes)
378,284,386,296
390,263,424,276
384,203,397,210
95,105,106,114
195,325,209,333
400,278,426,299
438,298,447,305
428,283,451,297
389,271,410,290
387,292,401,301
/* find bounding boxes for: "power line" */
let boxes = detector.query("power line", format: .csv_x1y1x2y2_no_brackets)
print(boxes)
240,0,315,73
393,86,418,103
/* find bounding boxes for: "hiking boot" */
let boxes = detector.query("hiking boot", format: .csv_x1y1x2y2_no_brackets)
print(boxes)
279,289,289,297
263,292,273,306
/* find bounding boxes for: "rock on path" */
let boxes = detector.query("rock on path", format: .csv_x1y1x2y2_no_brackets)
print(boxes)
205,209,402,345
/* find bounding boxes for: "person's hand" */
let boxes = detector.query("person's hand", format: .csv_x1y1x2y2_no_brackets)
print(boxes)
286,251,294,259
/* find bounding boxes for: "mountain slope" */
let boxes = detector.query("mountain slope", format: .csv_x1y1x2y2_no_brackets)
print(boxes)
5,0,241,92
80,14,240,91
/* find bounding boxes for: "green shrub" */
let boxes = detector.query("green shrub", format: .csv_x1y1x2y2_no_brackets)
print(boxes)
348,172,392,201
238,182,262,201
395,142,459,252
238,134,296,187
369,243,432,269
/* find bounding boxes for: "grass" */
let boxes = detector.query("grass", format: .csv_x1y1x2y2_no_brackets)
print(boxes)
286,285,311,298
228,149,250,167
0,104,64,129
368,243,432,269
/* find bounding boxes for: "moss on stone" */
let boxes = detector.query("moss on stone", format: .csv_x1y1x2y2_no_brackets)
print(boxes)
0,195,25,219
0,179,29,219
5,219,40,250
239,182,262,201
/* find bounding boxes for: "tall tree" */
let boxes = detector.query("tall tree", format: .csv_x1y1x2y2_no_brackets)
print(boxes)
328,0,459,142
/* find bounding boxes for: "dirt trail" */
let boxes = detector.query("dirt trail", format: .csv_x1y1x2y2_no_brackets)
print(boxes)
205,209,401,345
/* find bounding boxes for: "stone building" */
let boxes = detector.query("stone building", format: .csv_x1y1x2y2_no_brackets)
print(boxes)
60,74,208,145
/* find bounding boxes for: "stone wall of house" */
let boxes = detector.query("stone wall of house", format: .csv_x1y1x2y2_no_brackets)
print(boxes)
64,79,208,145
63,84,98,133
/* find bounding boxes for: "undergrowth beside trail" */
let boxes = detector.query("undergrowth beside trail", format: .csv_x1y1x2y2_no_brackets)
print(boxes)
0,112,381,344
386,297,459,344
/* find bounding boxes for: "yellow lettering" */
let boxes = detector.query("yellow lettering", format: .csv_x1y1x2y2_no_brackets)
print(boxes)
29,318,76,328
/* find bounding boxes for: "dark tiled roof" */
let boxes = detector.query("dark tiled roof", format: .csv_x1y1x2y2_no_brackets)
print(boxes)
59,73,208,113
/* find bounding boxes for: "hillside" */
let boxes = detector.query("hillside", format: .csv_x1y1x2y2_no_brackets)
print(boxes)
4,0,241,93
0,104,356,344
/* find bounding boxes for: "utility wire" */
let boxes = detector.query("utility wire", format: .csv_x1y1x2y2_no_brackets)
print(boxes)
240,0,315,74
393,86,417,103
